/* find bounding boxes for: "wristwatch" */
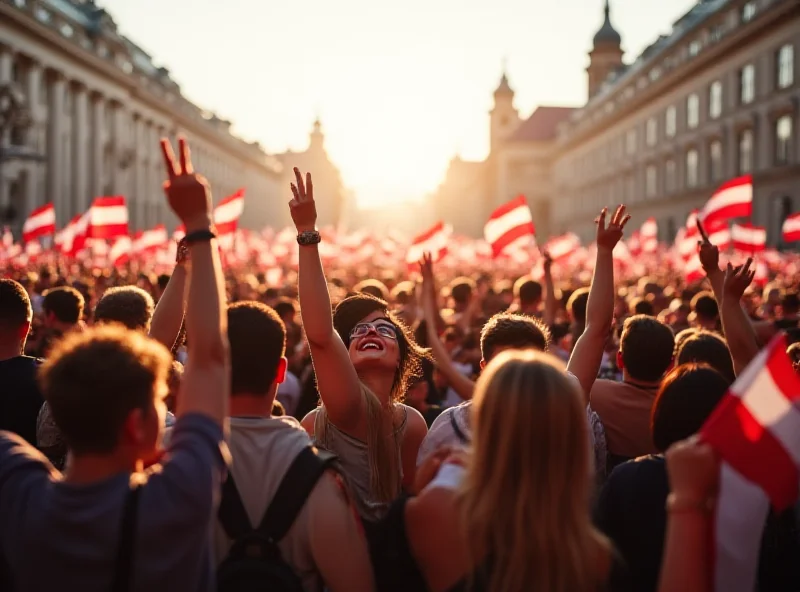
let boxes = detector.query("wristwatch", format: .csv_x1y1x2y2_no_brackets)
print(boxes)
297,230,321,246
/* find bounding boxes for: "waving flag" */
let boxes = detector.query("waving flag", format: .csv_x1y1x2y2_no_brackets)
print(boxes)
214,189,245,236
731,223,766,253
701,335,800,592
699,175,753,228
484,196,536,258
88,196,128,239
22,203,56,243
783,213,800,243
406,222,450,265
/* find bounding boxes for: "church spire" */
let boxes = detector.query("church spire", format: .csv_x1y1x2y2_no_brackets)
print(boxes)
494,59,513,97
593,0,621,47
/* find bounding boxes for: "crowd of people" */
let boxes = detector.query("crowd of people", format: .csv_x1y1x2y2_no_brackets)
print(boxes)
1,136,799,591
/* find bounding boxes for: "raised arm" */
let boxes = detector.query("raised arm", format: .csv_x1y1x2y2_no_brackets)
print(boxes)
420,254,475,401
568,206,629,402
148,242,188,350
542,251,558,329
160,137,229,425
290,169,363,432
720,260,760,375
697,220,725,302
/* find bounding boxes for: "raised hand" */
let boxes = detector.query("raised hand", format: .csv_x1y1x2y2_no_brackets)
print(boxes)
542,249,553,275
696,219,720,274
665,435,719,503
160,137,212,231
596,205,631,251
723,258,756,301
419,253,435,295
288,168,317,232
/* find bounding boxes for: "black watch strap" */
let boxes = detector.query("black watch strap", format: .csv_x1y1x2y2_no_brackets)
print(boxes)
297,230,321,246
184,229,217,244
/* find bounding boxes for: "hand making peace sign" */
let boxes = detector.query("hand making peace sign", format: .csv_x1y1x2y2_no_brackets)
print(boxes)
289,167,318,233
160,137,212,231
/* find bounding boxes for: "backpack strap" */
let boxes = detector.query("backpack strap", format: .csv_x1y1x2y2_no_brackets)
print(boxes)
217,473,254,541
111,482,142,592
450,411,470,445
256,446,337,543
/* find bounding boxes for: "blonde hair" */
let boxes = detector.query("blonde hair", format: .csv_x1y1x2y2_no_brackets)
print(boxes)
458,350,609,592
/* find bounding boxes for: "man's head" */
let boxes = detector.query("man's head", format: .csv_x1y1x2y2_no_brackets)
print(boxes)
690,291,719,328
38,325,171,462
675,331,735,384
0,279,32,357
618,315,675,383
782,290,800,317
479,312,550,365
272,297,298,327
42,286,85,329
94,286,155,333
567,287,590,328
227,301,287,398
513,277,543,311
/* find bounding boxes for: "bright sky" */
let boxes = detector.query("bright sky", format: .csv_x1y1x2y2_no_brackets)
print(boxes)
102,0,697,207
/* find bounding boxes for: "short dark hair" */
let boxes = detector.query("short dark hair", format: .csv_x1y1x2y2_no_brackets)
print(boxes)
0,278,32,332
449,277,475,306
674,328,699,356
782,290,800,315
691,291,719,321
619,315,675,382
39,325,171,454
567,288,590,325
272,297,297,320
157,274,171,292
42,286,85,324
651,364,728,452
676,331,735,384
480,312,550,362
514,277,543,306
631,297,655,317
94,286,155,332
228,301,287,396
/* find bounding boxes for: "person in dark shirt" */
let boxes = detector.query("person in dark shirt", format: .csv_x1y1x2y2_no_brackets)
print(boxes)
0,279,44,447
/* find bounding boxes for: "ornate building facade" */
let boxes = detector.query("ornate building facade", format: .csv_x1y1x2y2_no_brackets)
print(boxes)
0,0,285,235
433,0,800,247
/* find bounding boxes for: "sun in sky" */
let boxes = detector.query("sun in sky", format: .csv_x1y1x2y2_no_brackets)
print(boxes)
102,0,696,208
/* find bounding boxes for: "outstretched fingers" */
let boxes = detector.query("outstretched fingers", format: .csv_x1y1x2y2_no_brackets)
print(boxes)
160,139,178,180
596,207,608,232
178,137,193,175
293,168,306,199
696,219,710,244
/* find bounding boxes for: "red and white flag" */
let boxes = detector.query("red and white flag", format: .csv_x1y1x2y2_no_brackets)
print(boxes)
132,225,168,256
700,336,800,592
55,212,90,257
782,212,800,243
731,223,766,253
483,196,536,257
707,222,732,252
22,203,56,243
406,222,450,265
699,175,753,229
88,196,128,239
545,233,581,261
109,236,132,266
684,253,705,284
214,189,245,236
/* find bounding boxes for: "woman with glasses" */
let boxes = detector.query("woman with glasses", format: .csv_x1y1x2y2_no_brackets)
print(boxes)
288,168,430,524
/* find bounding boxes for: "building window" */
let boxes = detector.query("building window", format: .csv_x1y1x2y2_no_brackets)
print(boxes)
777,45,794,89
742,1,756,22
740,64,755,104
739,129,754,174
687,94,700,129
625,175,636,202
646,165,658,198
666,106,677,137
710,140,724,182
665,159,677,194
686,149,699,188
689,40,702,57
775,115,793,165
710,26,723,43
626,129,637,155
646,117,658,147
709,81,723,119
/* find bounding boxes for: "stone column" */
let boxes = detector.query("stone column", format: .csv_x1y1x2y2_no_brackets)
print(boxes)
755,112,768,173
46,72,66,225
89,92,105,201
72,83,88,214
24,60,41,213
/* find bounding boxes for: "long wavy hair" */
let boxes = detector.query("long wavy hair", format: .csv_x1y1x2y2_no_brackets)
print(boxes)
458,350,610,592
317,293,429,503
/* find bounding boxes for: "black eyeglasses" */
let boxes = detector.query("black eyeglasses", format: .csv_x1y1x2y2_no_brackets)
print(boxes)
350,322,398,340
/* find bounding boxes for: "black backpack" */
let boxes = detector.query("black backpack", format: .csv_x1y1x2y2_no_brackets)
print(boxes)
216,446,337,592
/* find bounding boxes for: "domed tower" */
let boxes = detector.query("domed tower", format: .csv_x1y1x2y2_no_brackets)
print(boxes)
489,67,521,153
309,116,324,152
587,0,624,99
